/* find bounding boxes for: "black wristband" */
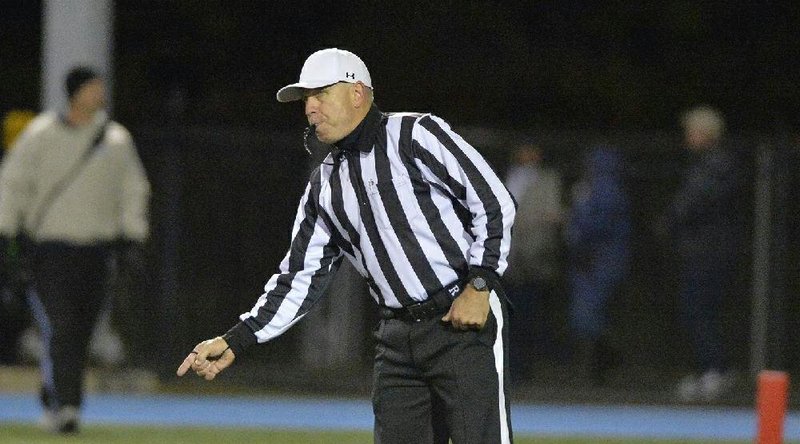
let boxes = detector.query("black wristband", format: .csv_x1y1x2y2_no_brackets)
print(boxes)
222,322,257,358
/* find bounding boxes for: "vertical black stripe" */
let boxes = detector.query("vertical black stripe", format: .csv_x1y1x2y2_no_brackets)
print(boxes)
416,142,473,233
418,116,504,269
329,166,361,255
398,116,469,280
374,122,443,296
330,165,385,305
347,149,414,306
411,140,468,200
318,206,353,257
297,251,343,314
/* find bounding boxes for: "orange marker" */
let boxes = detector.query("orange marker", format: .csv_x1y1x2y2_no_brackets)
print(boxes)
756,370,790,444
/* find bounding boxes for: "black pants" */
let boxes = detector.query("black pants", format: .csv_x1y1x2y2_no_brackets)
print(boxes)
505,279,558,377
679,251,734,373
0,287,30,364
372,291,513,444
27,242,110,410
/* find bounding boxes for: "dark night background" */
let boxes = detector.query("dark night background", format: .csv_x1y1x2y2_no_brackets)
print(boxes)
2,1,799,132
2,0,800,403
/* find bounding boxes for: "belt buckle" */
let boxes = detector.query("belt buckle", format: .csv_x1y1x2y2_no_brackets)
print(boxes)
405,301,434,322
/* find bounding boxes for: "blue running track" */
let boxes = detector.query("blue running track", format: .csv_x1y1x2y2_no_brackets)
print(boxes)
1,393,800,440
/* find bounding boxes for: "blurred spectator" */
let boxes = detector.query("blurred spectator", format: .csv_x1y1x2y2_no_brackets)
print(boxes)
659,105,745,402
565,144,631,386
503,143,565,379
0,109,36,364
0,67,150,433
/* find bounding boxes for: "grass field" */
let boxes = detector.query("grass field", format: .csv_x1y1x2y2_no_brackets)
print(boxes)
1,424,757,444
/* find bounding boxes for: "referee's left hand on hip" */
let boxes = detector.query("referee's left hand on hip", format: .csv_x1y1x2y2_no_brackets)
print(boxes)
176,336,235,381
442,286,490,330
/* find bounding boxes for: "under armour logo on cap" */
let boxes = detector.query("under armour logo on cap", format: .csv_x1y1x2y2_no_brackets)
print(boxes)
276,48,373,103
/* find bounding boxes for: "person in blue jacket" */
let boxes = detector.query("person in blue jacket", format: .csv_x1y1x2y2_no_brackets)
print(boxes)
565,144,631,386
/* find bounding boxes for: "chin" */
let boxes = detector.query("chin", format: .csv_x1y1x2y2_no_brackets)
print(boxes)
315,132,335,145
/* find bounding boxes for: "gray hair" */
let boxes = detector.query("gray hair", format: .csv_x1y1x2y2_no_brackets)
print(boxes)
681,105,725,140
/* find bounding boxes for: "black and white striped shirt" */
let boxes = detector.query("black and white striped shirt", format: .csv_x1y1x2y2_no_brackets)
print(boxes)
225,105,516,351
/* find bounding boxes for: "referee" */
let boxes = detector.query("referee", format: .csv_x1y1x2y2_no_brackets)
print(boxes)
178,48,517,444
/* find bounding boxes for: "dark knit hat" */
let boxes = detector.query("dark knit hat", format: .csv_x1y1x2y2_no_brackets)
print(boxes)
65,66,101,101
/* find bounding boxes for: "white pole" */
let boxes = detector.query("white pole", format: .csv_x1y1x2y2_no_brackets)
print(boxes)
42,0,113,112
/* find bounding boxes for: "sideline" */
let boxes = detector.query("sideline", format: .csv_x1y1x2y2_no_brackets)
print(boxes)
1,393,800,440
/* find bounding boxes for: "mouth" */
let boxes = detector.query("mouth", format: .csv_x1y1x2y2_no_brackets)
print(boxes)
313,124,327,139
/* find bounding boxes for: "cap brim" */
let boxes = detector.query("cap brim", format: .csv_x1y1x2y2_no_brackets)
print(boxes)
276,81,336,103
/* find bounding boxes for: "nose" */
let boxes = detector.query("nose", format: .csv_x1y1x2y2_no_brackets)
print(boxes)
304,96,319,119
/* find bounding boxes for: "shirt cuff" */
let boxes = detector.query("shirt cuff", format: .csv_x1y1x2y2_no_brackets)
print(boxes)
222,321,258,357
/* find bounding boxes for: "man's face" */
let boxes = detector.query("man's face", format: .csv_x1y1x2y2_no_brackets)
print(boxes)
72,79,106,114
684,126,714,151
514,145,543,165
303,83,358,144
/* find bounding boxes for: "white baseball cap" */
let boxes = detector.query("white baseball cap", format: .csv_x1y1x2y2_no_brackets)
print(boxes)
276,48,373,103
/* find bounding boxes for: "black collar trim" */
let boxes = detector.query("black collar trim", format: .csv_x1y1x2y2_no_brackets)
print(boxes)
336,104,384,154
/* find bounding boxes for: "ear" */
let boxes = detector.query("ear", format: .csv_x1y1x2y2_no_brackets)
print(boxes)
351,82,367,108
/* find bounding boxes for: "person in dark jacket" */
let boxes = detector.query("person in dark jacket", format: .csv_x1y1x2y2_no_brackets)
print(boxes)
565,144,631,386
663,105,744,402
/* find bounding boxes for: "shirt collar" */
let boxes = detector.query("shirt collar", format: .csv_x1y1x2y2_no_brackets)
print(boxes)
335,104,383,154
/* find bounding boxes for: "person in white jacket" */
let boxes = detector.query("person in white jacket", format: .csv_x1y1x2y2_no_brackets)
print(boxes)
0,66,150,434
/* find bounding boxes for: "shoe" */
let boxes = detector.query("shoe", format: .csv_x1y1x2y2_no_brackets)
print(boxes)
19,327,44,364
90,313,126,367
698,370,734,402
676,374,699,402
40,406,80,434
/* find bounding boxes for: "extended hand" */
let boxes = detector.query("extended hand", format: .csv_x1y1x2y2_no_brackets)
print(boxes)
441,286,490,330
176,336,235,381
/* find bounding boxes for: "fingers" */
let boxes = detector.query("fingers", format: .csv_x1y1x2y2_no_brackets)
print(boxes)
196,349,234,380
176,350,198,376
443,312,470,330
199,361,221,380
176,337,234,380
194,340,215,363
441,308,452,323
444,290,490,330
443,307,485,330
442,308,471,330
191,342,217,377
452,317,477,330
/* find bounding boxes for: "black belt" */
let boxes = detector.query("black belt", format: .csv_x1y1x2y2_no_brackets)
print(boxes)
378,279,465,322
